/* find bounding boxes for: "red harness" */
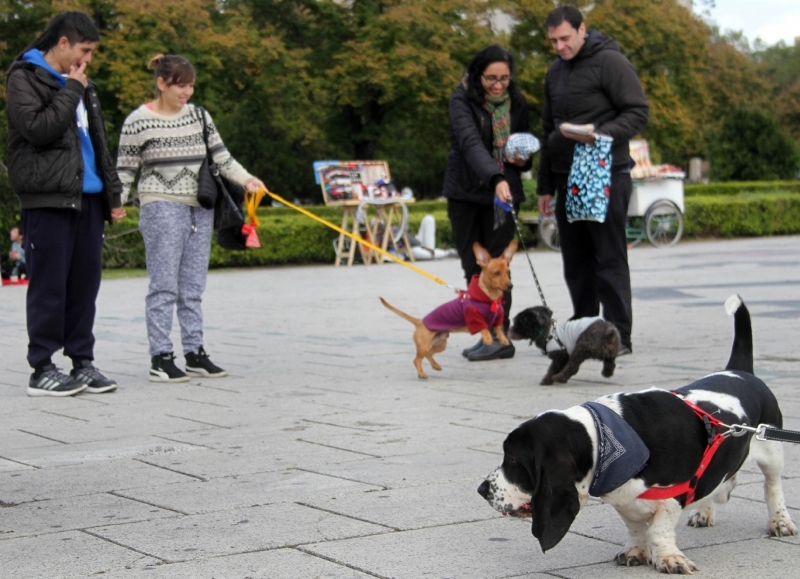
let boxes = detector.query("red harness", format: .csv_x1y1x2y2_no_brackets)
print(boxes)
637,394,728,506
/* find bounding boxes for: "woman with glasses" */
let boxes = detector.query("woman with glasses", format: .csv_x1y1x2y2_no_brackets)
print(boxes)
444,45,532,362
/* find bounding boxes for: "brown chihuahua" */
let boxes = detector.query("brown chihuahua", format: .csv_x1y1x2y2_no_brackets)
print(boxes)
380,240,517,378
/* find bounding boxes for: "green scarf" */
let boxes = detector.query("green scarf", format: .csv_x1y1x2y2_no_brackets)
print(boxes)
483,92,511,171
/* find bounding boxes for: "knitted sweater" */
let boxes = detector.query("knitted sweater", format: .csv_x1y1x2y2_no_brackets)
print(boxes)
116,104,253,206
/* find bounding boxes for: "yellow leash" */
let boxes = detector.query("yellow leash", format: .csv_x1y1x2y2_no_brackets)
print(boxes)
252,187,456,290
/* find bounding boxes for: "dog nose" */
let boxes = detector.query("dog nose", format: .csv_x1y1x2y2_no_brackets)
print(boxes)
506,282,513,291
477,480,491,498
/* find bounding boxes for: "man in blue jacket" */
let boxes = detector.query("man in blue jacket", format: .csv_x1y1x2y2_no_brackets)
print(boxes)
6,11,125,396
536,6,649,356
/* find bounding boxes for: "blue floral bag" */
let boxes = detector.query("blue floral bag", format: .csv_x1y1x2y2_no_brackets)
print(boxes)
565,135,613,223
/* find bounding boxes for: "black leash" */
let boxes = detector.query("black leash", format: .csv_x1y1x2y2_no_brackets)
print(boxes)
496,198,549,310
729,423,800,444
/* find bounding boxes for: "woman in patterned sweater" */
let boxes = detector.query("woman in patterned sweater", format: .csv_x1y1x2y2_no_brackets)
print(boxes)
116,54,265,383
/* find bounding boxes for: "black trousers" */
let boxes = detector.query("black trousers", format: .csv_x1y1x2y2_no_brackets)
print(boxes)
555,171,633,346
447,198,517,327
22,194,105,369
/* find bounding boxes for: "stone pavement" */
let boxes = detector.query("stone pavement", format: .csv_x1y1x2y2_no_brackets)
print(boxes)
1,235,800,578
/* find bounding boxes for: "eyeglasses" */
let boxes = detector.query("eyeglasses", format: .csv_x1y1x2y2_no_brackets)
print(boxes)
482,75,511,86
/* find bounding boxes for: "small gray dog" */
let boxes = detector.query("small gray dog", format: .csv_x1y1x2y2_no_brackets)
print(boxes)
508,306,620,385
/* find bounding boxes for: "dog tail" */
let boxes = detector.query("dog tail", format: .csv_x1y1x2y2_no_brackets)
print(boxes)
379,297,421,325
724,294,754,374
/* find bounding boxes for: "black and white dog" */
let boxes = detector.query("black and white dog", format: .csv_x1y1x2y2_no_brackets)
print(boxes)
508,306,620,385
478,295,796,574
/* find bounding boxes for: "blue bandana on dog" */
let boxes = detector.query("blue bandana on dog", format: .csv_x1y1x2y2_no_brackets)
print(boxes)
582,402,650,497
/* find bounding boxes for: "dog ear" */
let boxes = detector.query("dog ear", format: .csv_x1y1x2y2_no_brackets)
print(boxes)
502,239,518,263
473,242,490,267
529,455,581,552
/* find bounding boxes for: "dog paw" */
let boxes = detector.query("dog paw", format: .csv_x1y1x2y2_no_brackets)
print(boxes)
769,514,798,536
552,374,569,384
601,368,614,378
614,547,649,567
687,509,715,528
430,362,442,371
540,377,554,386
654,553,699,574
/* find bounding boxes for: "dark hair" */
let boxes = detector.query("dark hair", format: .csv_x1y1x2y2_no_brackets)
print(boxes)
464,45,518,105
28,11,100,53
148,54,196,95
545,5,584,31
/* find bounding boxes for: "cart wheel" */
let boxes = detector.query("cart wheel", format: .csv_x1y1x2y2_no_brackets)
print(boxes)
538,215,561,251
645,200,683,248
626,217,645,248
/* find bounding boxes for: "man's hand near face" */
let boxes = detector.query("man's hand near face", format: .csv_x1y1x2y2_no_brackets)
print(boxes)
68,62,88,88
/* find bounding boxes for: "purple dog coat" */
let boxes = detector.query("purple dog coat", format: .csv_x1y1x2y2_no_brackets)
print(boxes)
422,275,504,334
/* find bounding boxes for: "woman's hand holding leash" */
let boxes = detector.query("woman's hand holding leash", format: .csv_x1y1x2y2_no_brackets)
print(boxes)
245,177,265,193
495,180,512,204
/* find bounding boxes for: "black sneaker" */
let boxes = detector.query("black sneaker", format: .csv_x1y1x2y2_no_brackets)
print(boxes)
71,360,117,393
185,347,227,378
150,352,190,383
28,365,88,397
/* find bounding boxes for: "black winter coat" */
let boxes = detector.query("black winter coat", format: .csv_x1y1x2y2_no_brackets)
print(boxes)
6,61,122,222
443,83,531,205
537,30,649,195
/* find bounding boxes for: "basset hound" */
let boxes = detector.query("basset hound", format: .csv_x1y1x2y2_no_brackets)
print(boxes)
478,295,796,573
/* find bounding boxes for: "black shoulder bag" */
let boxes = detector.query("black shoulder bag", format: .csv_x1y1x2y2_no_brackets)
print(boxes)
195,106,247,250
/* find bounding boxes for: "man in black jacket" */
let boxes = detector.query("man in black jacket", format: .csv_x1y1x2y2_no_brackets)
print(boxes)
537,6,648,355
6,11,125,396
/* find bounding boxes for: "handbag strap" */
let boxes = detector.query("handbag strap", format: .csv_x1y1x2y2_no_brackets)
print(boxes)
195,106,215,166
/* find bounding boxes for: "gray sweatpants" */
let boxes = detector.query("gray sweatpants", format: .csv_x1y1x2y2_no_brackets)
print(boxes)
139,201,214,356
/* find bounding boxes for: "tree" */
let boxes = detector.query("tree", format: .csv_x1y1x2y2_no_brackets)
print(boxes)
708,107,800,181
508,0,772,168
232,0,500,197
775,78,800,143
753,40,800,144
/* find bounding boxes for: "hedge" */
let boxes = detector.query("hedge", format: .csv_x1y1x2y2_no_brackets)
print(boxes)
103,205,466,269
103,189,800,269
521,178,800,200
683,194,800,237
684,181,800,196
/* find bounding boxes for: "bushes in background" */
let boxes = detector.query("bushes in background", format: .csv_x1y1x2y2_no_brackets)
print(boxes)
684,181,800,196
683,194,800,237
103,205,464,270
103,187,800,269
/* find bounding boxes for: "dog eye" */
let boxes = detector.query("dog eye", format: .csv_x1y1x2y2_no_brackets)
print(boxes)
508,455,517,464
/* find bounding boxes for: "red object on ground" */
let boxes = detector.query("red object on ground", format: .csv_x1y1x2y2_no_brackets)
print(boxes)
1,278,29,286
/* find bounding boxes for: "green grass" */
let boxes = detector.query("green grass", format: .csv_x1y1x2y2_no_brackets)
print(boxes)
101,268,148,279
